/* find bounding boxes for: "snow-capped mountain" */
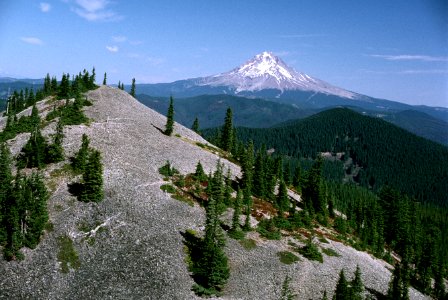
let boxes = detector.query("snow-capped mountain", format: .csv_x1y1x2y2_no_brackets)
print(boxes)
196,51,358,99
134,52,448,123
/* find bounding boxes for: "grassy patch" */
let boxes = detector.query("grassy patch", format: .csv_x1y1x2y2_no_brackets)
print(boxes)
257,218,281,240
160,184,176,194
172,193,195,207
57,235,81,273
277,251,300,265
45,221,54,232
318,236,329,244
321,247,341,257
297,239,323,263
228,229,245,240
239,239,257,250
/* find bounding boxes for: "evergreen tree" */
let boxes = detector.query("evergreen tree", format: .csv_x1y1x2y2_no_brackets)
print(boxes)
90,67,96,88
253,149,266,198
231,189,242,232
242,190,252,231
103,72,107,85
387,260,410,300
303,156,326,217
194,161,207,182
44,73,52,95
164,96,175,136
192,117,200,134
45,119,64,163
333,269,349,300
223,168,233,207
17,126,48,169
3,175,22,260
59,73,70,99
351,265,363,300
30,104,40,128
209,161,225,214
220,107,234,152
51,76,58,92
79,149,104,203
117,80,121,90
276,179,289,217
22,173,49,249
130,78,136,97
193,193,230,294
241,140,254,193
0,143,13,243
280,275,295,300
72,134,90,173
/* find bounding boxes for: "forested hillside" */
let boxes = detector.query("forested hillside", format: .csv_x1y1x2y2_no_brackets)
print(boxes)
228,108,448,208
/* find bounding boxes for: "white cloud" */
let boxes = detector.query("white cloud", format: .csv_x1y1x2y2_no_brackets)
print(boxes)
112,35,127,43
360,68,448,75
106,45,119,53
40,2,51,12
20,37,44,45
72,0,123,22
369,54,448,62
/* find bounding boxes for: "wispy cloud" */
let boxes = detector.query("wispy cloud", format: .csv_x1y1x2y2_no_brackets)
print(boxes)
40,2,51,12
20,37,44,45
106,45,119,53
278,34,326,38
71,0,123,22
360,69,448,75
369,54,448,62
112,35,127,43
128,53,164,66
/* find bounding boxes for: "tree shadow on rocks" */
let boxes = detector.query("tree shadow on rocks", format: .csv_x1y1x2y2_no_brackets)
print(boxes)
68,182,84,198
365,287,387,300
151,123,165,135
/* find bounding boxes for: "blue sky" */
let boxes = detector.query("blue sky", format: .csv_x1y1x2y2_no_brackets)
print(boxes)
0,0,447,107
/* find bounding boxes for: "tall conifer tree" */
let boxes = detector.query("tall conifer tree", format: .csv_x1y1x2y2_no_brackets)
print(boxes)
130,78,136,97
164,96,175,136
220,107,234,152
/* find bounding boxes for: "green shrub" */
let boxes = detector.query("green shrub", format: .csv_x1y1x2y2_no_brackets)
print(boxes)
298,238,323,263
57,235,81,273
322,247,340,257
228,229,245,240
318,236,329,244
160,184,176,194
277,251,300,265
159,160,179,177
257,218,281,240
239,238,257,250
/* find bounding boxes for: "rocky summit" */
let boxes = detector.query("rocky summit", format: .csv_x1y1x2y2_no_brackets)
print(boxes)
0,86,429,299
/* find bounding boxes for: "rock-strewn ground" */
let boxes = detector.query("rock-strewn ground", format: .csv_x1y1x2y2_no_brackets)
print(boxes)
0,87,430,299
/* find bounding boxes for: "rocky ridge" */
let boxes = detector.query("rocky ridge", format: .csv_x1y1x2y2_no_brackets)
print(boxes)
0,86,429,299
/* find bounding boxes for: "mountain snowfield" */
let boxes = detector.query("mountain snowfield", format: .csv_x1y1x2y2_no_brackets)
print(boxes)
198,51,358,98
0,86,430,299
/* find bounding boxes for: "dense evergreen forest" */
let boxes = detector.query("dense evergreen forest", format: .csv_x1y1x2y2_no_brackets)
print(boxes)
221,108,448,208
201,106,448,298
0,68,103,260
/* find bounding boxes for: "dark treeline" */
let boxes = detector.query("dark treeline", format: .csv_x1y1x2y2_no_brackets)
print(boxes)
1,68,97,142
201,106,447,298
225,108,448,208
